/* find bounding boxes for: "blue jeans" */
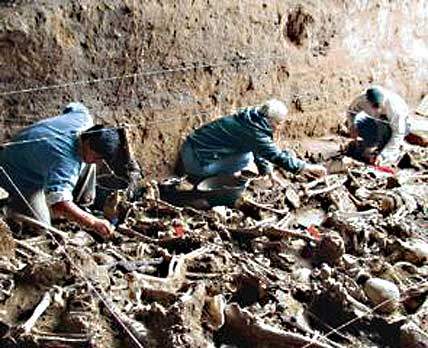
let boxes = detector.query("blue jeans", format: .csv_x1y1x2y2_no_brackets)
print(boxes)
181,140,253,179
354,113,392,149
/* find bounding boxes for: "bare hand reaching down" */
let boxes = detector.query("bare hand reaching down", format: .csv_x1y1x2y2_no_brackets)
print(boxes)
90,218,115,239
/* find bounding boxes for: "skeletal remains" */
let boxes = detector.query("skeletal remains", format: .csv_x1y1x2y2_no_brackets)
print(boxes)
0,147,427,348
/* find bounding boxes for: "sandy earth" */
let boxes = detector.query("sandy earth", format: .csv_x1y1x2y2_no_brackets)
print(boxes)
1,0,428,178
0,3,427,346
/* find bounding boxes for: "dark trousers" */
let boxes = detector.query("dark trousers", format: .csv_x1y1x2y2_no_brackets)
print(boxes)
354,113,392,150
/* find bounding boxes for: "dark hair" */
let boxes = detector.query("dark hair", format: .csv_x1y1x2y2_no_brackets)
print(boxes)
80,125,121,159
366,88,384,107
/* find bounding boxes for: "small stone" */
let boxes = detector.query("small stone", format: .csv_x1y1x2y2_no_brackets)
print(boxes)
316,231,345,265
204,294,226,330
400,322,428,348
399,239,428,265
319,263,333,280
0,187,8,200
342,254,358,268
0,219,15,259
69,230,96,247
285,187,300,208
363,278,400,314
292,267,312,284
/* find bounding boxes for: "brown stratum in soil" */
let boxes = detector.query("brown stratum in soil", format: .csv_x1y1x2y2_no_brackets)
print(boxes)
0,1,428,347
0,145,427,348
0,0,428,178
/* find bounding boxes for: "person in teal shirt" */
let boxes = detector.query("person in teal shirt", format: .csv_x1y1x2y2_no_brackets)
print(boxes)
180,99,327,182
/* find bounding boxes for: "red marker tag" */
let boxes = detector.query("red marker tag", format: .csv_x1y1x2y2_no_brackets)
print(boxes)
307,225,321,240
372,165,395,174
173,225,185,237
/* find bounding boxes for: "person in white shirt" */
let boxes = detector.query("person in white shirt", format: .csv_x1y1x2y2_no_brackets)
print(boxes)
346,86,409,165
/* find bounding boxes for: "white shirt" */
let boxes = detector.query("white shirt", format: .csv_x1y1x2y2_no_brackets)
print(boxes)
347,86,409,164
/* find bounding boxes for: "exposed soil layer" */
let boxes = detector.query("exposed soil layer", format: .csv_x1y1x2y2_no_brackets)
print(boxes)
0,143,427,348
1,0,428,177
1,2,428,347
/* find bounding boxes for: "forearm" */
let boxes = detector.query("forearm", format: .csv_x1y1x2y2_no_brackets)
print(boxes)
255,140,305,174
346,95,366,133
380,114,406,163
51,200,96,228
346,111,355,131
379,135,403,164
273,152,306,173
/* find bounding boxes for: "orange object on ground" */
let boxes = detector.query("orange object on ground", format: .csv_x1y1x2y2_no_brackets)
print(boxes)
173,224,186,237
372,165,395,174
307,225,321,240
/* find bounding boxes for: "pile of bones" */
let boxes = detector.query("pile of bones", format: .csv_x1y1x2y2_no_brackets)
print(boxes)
0,145,427,348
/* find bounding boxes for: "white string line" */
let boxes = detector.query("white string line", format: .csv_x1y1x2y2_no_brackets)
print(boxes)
2,63,420,129
1,0,422,100
2,46,411,100
1,100,254,149
0,108,217,148
0,137,53,148
0,61,421,149
95,65,428,106
301,278,428,348
0,107,236,150
1,83,421,150
101,68,424,132
0,0,361,78
0,127,125,148
0,3,286,98
0,55,287,97
0,167,145,348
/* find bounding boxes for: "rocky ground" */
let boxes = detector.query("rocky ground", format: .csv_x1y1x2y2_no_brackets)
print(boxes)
1,1,428,347
0,143,427,348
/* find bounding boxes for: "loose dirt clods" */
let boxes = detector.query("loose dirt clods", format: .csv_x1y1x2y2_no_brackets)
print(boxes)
0,145,427,347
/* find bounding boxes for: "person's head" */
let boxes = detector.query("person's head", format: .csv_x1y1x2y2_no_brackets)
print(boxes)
366,87,385,111
63,102,89,115
260,99,288,131
80,125,121,164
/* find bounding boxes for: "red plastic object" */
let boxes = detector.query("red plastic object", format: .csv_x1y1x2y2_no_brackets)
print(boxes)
372,165,395,174
306,225,321,240
173,224,186,237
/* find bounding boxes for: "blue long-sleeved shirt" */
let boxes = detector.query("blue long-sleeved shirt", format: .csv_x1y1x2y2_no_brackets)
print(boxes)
0,103,93,205
187,107,306,174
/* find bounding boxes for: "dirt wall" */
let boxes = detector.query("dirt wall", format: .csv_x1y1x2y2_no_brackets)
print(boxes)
1,0,427,177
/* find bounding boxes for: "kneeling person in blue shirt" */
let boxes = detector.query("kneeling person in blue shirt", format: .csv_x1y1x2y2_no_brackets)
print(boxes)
0,103,124,239
180,99,327,182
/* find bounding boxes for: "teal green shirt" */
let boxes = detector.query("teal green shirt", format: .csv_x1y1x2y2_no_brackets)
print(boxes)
188,107,306,174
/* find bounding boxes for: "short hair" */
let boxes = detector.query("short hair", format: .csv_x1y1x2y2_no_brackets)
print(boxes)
260,99,288,122
63,102,89,115
80,125,121,159
366,88,384,107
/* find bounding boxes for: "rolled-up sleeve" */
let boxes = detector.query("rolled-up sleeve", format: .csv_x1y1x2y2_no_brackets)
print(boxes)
45,159,81,206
